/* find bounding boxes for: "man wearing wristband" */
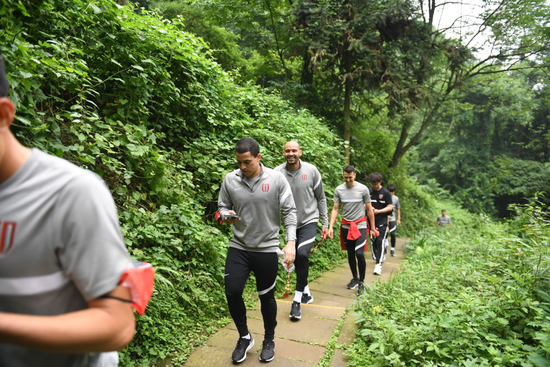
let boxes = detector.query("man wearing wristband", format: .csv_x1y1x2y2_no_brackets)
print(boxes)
0,55,137,367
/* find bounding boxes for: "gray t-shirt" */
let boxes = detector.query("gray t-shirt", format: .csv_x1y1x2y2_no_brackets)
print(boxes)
0,149,132,367
437,215,451,225
333,182,371,229
390,195,400,222
274,160,328,228
218,164,297,252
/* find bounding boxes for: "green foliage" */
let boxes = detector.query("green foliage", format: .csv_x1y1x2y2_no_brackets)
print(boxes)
348,199,550,366
1,0,347,364
411,70,550,217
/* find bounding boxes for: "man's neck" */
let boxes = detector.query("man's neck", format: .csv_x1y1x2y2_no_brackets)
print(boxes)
0,134,32,184
285,160,300,171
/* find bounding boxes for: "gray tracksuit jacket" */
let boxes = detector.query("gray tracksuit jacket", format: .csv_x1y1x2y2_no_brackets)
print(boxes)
218,164,297,252
274,160,328,229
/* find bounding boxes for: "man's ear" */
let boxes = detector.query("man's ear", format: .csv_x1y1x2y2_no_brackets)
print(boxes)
257,153,262,160
0,98,15,130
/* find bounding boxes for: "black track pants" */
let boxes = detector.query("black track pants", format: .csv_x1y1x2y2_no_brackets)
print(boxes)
341,227,367,282
371,224,388,264
295,223,318,292
389,221,397,248
224,247,278,339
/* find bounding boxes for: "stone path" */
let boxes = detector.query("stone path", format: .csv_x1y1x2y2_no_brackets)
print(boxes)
183,238,406,367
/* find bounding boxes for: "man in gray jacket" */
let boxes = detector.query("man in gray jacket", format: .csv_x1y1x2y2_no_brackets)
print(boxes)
275,141,328,320
218,137,297,364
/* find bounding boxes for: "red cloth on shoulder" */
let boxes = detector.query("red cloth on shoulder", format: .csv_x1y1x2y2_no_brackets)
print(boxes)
340,216,368,250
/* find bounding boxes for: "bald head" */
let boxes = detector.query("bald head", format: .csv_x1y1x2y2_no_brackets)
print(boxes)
283,140,302,170
284,141,300,151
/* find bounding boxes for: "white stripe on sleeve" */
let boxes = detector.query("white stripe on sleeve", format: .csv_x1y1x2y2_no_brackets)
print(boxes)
0,271,70,296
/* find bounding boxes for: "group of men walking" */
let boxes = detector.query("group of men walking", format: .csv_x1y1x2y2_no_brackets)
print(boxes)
217,137,402,363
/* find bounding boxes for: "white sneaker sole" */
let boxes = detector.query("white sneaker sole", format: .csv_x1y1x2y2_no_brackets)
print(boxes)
259,352,275,362
233,338,254,363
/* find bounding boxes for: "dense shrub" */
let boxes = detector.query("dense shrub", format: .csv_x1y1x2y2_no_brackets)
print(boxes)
347,197,550,366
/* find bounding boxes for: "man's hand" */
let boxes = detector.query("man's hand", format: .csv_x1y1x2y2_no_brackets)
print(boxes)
224,210,241,225
321,226,329,239
328,227,334,239
282,241,296,264
397,219,401,225
370,227,379,240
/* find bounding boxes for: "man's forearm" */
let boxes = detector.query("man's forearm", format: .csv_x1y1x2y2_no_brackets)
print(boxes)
329,208,339,229
367,208,375,229
0,288,135,353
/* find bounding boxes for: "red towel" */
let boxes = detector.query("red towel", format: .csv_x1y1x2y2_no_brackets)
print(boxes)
340,216,368,250
119,262,155,315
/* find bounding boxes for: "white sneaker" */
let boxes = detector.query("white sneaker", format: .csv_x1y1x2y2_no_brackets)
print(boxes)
373,264,382,275
382,255,386,263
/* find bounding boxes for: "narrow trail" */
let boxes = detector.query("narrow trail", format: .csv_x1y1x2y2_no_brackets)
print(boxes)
182,238,407,367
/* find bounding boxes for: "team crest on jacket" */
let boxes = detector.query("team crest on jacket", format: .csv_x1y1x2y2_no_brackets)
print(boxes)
379,194,383,199
262,183,270,192
0,222,17,256
302,174,307,180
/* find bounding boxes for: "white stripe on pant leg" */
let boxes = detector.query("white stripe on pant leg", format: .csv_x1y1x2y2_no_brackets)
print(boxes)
258,279,277,296
297,236,315,250
382,230,389,257
389,225,396,233
355,239,366,251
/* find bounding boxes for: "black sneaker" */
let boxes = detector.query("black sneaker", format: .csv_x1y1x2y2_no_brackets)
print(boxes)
231,335,254,363
259,339,275,362
346,278,359,289
301,293,314,304
391,248,395,257
357,282,365,296
289,301,301,320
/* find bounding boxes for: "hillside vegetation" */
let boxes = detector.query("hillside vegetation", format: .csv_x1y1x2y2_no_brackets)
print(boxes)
1,0,350,364
348,198,550,366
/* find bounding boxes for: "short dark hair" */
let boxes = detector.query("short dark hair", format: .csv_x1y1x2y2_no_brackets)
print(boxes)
387,184,396,192
369,172,383,183
442,209,446,212
0,56,9,98
343,165,355,173
235,137,260,157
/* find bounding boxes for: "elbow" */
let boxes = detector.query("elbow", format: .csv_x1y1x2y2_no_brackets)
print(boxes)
110,319,136,351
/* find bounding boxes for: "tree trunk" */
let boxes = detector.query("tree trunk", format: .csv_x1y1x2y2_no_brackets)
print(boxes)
300,48,314,106
390,116,412,168
389,100,443,169
343,49,352,164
